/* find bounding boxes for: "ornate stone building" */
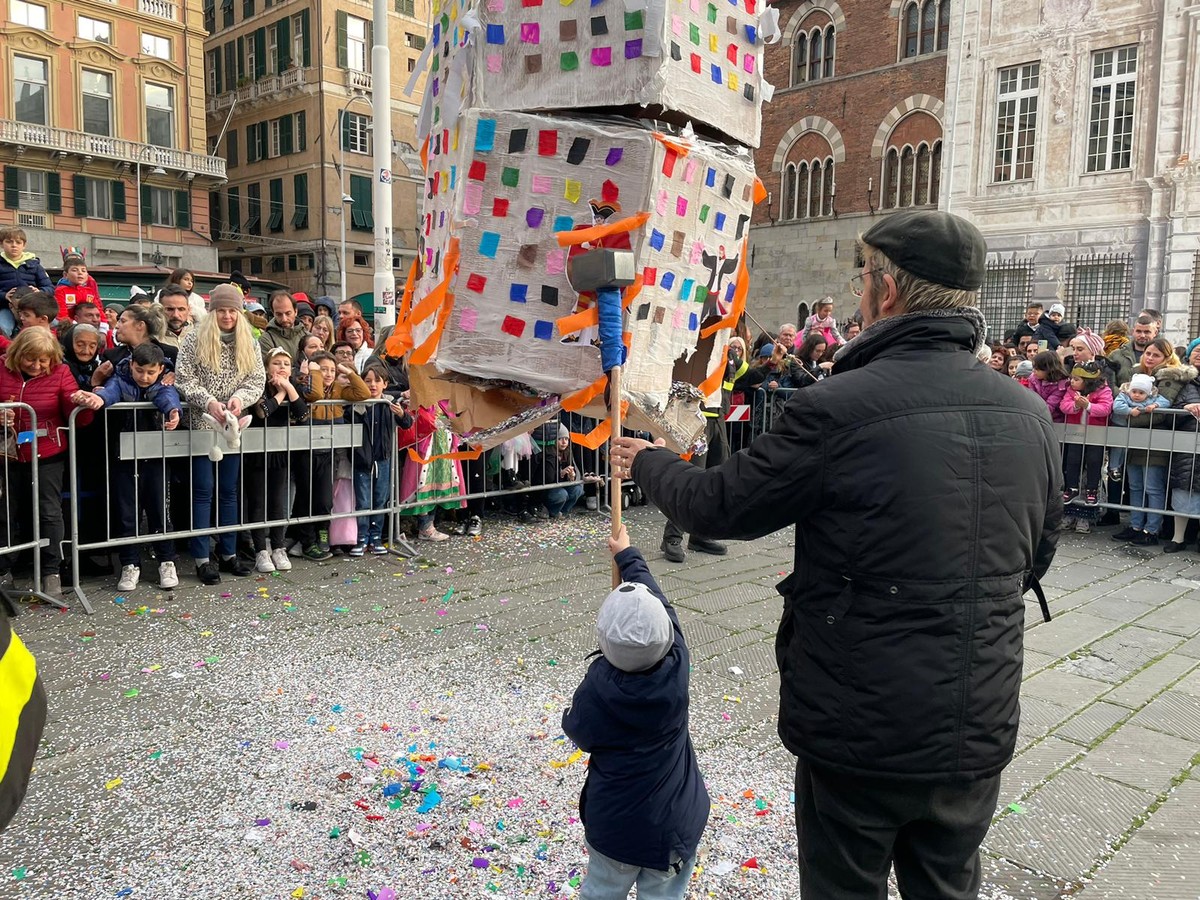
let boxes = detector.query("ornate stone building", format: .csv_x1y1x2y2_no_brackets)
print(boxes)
944,0,1200,340
748,0,949,331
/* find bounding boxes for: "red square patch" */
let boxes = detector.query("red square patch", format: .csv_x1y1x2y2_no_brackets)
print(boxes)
468,160,487,180
601,179,620,202
492,198,510,217
690,53,702,74
643,266,657,285
727,43,738,64
662,148,678,177
467,273,487,293
501,315,526,337
538,130,558,156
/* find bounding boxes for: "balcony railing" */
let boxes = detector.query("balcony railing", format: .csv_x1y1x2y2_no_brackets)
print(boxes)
0,119,226,179
206,67,307,115
346,69,372,92
138,0,177,20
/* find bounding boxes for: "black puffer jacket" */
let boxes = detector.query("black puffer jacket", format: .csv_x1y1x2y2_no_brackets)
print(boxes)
1168,379,1200,491
632,314,1062,781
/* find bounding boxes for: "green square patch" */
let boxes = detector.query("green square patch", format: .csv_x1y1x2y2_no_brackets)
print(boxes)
561,50,579,71
699,204,710,223
501,167,520,187
694,283,708,303
706,3,717,23
689,22,700,44
623,9,643,30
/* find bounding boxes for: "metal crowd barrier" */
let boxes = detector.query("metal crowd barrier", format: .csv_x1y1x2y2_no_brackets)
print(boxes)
0,402,67,611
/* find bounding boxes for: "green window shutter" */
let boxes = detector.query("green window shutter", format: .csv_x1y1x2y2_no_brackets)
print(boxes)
3,168,16,209
111,180,126,221
237,36,246,80
301,9,311,65
47,173,61,213
277,17,291,71
175,190,190,229
259,122,269,156
340,111,351,151
254,28,266,79
295,111,306,152
413,35,425,50
73,175,89,217
141,184,152,223
336,10,348,68
268,178,283,231
246,124,258,162
228,188,240,232
279,115,293,155
216,49,224,93
292,173,308,228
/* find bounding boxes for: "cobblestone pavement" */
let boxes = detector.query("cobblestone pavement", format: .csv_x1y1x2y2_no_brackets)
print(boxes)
1,507,1198,898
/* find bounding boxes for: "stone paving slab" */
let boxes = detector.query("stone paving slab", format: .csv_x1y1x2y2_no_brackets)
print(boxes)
1129,691,1200,743
984,768,1152,883
1021,668,1112,709
996,737,1084,811
1024,613,1121,659
1077,724,1199,792
1135,597,1200,637
1053,701,1131,747
1064,627,1184,684
1078,777,1200,899
1103,655,1199,709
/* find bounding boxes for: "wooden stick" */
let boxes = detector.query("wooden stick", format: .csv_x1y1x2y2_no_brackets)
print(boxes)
609,364,623,588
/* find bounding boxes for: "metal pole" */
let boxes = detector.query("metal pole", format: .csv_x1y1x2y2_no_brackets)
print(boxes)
136,161,144,265
340,108,348,307
371,0,396,333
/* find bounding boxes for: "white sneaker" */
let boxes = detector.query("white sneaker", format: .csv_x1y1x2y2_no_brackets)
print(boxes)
419,526,450,542
271,548,292,571
254,550,276,573
117,565,141,592
158,561,179,589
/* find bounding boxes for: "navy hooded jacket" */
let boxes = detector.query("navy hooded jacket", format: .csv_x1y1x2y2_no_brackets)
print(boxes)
561,547,710,870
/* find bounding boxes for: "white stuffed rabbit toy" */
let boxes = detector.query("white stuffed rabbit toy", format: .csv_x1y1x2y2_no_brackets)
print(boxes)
201,409,252,461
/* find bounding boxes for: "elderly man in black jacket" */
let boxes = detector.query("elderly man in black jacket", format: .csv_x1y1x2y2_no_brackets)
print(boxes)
611,209,1062,900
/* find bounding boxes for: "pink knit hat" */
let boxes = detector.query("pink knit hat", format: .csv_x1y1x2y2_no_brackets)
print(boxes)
1076,328,1105,357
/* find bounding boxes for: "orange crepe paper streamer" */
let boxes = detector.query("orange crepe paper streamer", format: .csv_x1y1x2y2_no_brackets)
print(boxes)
407,444,484,465
697,357,727,399
384,258,419,357
419,134,430,172
570,401,628,450
700,240,750,339
561,373,608,412
652,133,691,158
753,176,768,204
408,238,460,329
556,274,642,337
409,290,455,365
555,212,650,248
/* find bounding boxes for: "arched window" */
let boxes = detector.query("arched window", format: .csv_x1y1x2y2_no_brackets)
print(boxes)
902,2,919,58
809,159,823,218
822,159,835,216
930,140,943,204
783,163,797,220
937,0,949,50
920,1,936,54
796,162,810,220
823,25,835,78
900,146,915,207
915,143,931,205
809,29,823,82
793,31,807,85
883,148,899,209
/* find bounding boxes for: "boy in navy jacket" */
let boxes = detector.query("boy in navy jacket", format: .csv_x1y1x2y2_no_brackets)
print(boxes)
562,523,710,900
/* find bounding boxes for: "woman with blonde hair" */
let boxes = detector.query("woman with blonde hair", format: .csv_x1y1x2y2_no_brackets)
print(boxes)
176,284,266,585
311,314,335,351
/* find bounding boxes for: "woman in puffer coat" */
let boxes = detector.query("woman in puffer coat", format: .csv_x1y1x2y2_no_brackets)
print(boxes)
1162,339,1200,552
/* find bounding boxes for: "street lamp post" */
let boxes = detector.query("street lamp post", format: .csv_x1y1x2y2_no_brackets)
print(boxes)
337,96,373,307
135,149,167,265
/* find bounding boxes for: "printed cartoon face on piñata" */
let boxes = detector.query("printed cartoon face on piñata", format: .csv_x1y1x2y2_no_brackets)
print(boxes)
411,109,756,417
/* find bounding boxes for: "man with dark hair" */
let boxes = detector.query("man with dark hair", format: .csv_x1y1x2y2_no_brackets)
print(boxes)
158,286,193,349
258,290,308,360
1111,315,1159,386
612,209,1061,900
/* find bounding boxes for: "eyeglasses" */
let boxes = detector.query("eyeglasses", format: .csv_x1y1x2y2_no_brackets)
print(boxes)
849,269,881,298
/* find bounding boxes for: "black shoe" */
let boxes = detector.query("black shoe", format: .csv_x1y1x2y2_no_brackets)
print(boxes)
1097,512,1121,527
688,537,728,556
196,561,221,585
1163,541,1188,553
219,555,253,576
1130,532,1159,546
660,537,686,563
1112,527,1140,541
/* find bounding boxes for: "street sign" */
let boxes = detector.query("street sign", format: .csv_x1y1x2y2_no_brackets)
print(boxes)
725,405,750,422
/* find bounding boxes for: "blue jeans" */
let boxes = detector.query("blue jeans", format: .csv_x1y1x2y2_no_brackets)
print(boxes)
544,483,583,516
354,459,391,546
190,454,241,560
1126,463,1167,534
578,842,696,900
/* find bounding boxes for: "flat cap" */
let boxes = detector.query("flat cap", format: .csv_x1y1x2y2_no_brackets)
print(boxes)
862,210,987,291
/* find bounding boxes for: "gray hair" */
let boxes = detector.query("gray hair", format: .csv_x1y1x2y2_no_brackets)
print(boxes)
861,242,978,313
70,323,100,340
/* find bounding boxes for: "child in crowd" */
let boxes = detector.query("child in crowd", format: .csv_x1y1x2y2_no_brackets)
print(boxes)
1028,350,1070,423
244,347,309,573
0,227,53,337
53,254,101,322
16,292,57,333
1059,362,1113,526
1014,359,1033,387
562,522,709,900
1110,372,1167,480
803,298,843,348
93,343,183,590
349,362,412,556
1005,355,1021,378
531,422,584,518
398,403,465,542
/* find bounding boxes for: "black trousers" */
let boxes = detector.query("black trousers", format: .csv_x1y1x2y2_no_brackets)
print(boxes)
1064,443,1103,492
112,458,175,566
0,457,66,572
795,759,1000,900
293,450,332,547
244,452,291,552
663,415,729,542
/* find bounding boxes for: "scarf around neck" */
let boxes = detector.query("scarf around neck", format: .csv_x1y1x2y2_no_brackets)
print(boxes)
833,306,988,364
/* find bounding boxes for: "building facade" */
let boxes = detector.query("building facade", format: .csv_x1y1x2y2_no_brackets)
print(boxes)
748,0,949,330
944,0,1200,340
203,0,428,303
0,0,225,270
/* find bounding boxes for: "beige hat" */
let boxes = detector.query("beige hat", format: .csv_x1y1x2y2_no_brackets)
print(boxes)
208,284,243,311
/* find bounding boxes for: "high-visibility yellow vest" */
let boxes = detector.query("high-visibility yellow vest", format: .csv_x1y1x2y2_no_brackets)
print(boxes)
0,610,46,833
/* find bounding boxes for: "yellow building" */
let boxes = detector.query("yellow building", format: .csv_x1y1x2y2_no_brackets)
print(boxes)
0,0,226,270
203,0,428,302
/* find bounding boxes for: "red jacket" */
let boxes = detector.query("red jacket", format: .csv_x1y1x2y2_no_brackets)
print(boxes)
0,360,93,462
54,281,102,320
397,405,437,452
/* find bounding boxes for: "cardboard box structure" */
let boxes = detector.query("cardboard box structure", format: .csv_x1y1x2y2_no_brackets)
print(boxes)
400,0,768,450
